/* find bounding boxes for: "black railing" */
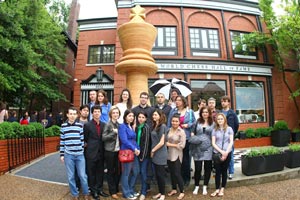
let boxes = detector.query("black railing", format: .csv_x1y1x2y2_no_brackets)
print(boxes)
7,131,45,172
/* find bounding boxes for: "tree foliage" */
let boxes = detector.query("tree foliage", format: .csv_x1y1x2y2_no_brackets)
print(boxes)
0,0,70,110
235,0,300,116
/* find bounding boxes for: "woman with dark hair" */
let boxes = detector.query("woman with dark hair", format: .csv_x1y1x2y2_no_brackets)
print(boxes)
167,95,195,186
134,111,151,200
151,109,168,200
96,90,111,123
116,88,133,124
189,106,214,196
166,113,186,200
118,109,140,200
210,113,233,197
103,106,121,199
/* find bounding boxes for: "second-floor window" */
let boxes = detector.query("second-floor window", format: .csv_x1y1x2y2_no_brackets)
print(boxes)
88,45,115,64
189,28,220,57
152,27,177,56
230,31,257,59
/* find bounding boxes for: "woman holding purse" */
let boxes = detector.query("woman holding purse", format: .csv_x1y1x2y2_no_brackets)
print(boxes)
119,110,140,200
211,113,233,197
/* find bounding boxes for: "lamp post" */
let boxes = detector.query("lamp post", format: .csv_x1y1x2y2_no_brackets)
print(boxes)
96,67,104,89
96,67,104,82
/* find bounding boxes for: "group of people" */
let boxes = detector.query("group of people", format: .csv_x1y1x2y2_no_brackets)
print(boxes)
59,88,239,200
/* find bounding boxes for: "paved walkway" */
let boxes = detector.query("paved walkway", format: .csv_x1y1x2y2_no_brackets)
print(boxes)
1,149,300,199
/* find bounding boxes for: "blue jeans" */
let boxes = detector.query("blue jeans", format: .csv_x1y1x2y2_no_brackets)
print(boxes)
228,145,234,174
64,153,89,197
121,156,139,198
139,158,149,195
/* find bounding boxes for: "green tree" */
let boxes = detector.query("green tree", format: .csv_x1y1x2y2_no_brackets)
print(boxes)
234,0,300,117
0,0,70,110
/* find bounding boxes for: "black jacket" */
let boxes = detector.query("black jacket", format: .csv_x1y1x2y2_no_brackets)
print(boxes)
136,123,151,161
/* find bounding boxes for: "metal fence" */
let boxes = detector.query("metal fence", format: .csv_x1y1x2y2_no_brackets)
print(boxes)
7,131,45,172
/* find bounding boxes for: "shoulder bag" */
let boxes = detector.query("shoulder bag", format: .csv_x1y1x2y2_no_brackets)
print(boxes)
118,149,134,163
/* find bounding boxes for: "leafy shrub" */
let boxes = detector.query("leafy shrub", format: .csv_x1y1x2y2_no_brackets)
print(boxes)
273,120,289,131
50,125,61,136
245,128,255,138
0,126,4,140
288,144,300,152
0,122,15,139
255,127,272,137
245,146,282,157
30,123,43,133
292,127,300,133
10,122,24,138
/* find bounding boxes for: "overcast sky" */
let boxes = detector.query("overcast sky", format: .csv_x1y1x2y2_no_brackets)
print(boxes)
65,0,283,19
65,0,117,19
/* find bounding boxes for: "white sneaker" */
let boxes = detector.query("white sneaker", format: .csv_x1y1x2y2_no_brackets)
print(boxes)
202,186,207,195
193,186,199,195
139,195,145,200
228,174,233,179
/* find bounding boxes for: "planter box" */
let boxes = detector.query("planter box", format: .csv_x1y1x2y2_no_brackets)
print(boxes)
285,150,300,168
291,132,300,142
242,153,285,176
271,130,290,147
235,137,271,148
45,136,60,154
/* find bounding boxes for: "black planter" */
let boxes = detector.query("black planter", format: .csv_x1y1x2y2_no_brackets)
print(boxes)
239,131,246,140
291,132,300,142
271,130,291,147
241,153,285,176
285,150,300,168
241,155,266,176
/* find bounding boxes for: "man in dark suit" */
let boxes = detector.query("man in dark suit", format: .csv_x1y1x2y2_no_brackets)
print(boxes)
84,105,109,199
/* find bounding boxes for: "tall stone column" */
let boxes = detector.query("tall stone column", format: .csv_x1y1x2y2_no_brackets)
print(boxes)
116,5,157,105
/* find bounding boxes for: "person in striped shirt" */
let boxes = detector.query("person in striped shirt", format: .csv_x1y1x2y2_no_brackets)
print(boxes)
60,107,90,200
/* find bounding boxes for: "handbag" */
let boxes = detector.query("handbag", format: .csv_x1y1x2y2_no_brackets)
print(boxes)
118,149,134,163
212,152,223,164
213,131,225,164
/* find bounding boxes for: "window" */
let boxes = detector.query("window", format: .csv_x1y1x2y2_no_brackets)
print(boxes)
189,28,220,57
190,80,226,111
230,31,257,59
152,27,177,56
235,81,266,123
88,45,115,64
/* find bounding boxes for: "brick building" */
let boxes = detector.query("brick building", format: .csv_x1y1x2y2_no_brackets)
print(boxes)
73,0,300,130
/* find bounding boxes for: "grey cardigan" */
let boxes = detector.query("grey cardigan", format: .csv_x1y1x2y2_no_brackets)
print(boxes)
102,120,120,152
189,122,214,161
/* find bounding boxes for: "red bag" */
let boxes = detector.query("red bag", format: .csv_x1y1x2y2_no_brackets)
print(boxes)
118,149,134,163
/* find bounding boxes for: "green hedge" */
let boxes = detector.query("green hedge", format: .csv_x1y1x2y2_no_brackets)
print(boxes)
244,127,272,138
0,122,59,139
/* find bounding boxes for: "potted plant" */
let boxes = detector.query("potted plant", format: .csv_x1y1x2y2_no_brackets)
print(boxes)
271,120,290,147
285,144,300,168
291,127,300,142
242,146,285,176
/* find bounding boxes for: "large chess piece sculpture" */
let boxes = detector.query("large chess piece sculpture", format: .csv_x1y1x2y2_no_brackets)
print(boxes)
116,5,157,105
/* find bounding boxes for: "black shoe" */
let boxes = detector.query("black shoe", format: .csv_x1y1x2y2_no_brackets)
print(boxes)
92,192,99,200
99,191,109,198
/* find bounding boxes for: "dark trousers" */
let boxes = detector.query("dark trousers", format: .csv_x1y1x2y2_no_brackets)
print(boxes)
181,141,190,183
104,151,120,195
168,158,184,193
194,160,212,186
86,157,104,194
153,164,166,195
214,152,231,189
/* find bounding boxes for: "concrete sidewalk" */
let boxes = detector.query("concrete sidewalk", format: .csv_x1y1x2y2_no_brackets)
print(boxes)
2,149,300,199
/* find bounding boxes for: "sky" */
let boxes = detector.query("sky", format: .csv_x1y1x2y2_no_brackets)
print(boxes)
66,0,283,20
65,0,117,19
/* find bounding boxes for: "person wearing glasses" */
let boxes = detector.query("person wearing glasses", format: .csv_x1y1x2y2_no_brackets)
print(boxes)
132,92,155,129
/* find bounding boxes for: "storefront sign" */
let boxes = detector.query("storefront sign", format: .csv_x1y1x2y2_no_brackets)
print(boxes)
157,63,272,76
